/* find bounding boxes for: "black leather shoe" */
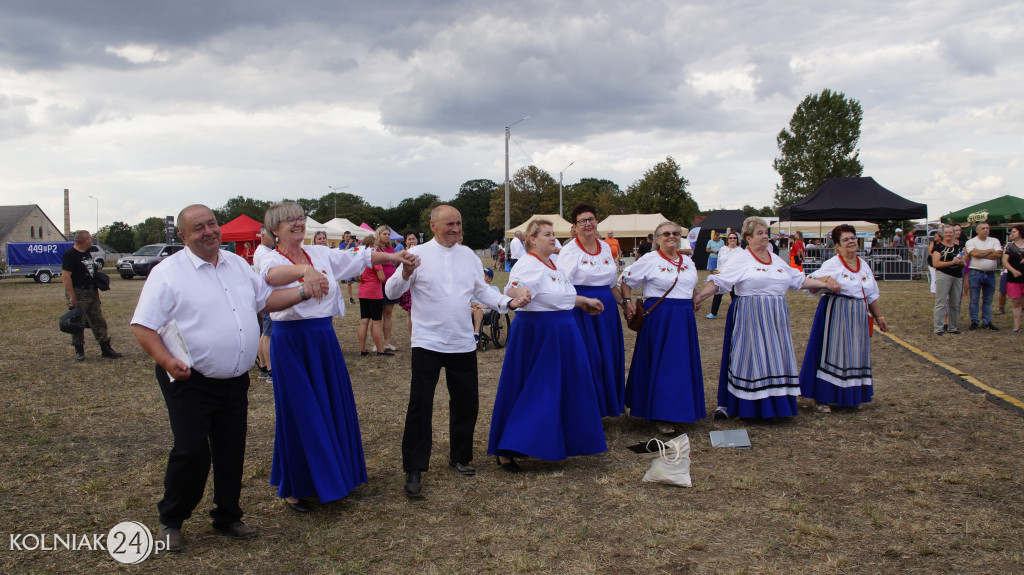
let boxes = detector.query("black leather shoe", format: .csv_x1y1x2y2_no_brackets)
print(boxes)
213,521,257,539
969,322,979,331
404,471,423,497
495,456,521,473
449,461,476,476
983,323,1000,331
284,498,312,513
156,525,183,552
100,342,122,358
74,345,85,362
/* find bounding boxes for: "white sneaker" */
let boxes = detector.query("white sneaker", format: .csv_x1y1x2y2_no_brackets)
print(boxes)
706,313,717,319
384,344,398,352
371,346,377,353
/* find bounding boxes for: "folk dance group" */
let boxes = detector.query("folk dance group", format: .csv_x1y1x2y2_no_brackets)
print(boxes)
133,202,888,549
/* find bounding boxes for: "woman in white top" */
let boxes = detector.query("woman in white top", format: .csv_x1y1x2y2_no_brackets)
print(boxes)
557,203,626,417
799,224,889,412
620,221,704,434
260,202,416,512
706,231,742,319
488,219,606,472
694,217,837,419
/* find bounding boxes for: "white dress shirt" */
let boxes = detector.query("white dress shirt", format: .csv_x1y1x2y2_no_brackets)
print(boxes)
131,247,273,379
385,239,512,353
259,245,372,321
509,237,526,260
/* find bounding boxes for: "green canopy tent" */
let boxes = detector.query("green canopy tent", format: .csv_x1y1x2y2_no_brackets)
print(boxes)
941,195,1024,224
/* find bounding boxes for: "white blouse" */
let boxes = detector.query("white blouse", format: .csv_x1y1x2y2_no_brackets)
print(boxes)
556,237,618,288
708,249,805,296
620,250,697,299
717,245,743,270
260,244,372,321
808,255,880,304
506,254,577,312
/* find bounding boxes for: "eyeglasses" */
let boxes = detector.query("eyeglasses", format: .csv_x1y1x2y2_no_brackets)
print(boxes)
727,237,738,242
660,231,682,238
576,217,597,225
282,215,307,225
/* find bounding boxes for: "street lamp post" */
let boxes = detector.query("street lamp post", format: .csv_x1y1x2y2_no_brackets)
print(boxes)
558,162,574,219
504,117,529,233
87,195,99,233
327,185,350,220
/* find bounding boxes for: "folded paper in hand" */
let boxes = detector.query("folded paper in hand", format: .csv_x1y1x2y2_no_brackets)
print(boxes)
158,319,194,382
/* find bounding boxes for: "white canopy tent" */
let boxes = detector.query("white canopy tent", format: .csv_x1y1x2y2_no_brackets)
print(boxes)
596,213,670,238
770,220,879,238
504,214,574,238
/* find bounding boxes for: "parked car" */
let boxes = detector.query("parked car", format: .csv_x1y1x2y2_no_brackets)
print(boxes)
116,243,185,279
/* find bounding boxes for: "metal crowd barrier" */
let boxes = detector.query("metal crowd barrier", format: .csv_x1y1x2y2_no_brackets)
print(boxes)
799,245,918,281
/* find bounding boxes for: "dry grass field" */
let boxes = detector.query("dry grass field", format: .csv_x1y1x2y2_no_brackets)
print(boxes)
1,263,1022,574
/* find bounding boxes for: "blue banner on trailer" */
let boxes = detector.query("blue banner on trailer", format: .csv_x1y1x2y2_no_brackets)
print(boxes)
6,242,74,266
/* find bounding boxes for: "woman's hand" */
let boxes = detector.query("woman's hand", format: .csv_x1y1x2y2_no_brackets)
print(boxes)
581,297,604,316
875,316,889,333
302,267,330,300
825,277,841,292
622,299,636,320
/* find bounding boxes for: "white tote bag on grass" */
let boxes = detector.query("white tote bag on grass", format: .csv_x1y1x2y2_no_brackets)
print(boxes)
641,433,692,488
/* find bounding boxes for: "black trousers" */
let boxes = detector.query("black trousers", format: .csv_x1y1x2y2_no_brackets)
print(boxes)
156,366,249,529
402,348,479,472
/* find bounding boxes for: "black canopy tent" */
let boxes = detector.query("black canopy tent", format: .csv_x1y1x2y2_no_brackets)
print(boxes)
691,209,747,269
778,177,927,222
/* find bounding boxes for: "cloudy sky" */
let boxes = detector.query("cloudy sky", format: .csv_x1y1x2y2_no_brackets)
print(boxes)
1,0,1021,232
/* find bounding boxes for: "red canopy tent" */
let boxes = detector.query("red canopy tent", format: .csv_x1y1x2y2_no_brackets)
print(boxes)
220,214,262,262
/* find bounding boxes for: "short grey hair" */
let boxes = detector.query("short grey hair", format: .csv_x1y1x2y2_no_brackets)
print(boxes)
264,202,304,240
652,221,681,251
741,216,768,242
73,230,90,243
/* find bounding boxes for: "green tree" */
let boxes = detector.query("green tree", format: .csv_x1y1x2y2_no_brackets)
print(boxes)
773,88,864,208
564,178,625,218
487,166,558,231
741,205,776,218
213,196,272,223
451,179,498,248
624,157,699,226
134,216,169,247
102,221,136,253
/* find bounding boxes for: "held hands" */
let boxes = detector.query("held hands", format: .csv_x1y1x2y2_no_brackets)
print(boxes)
394,250,420,269
301,267,331,301
623,299,636,319
509,288,532,309
582,297,604,316
825,277,841,292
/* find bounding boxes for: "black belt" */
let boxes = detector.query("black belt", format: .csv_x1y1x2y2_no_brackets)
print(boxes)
971,270,996,275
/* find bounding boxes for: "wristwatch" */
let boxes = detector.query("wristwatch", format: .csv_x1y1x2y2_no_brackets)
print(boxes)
620,298,630,305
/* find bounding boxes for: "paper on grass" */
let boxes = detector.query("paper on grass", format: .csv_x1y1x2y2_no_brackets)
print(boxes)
158,319,193,382
709,429,751,449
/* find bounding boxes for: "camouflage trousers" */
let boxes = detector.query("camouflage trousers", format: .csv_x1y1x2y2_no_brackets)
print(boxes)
66,287,110,347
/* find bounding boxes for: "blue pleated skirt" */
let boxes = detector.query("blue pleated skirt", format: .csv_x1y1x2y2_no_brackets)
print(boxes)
626,298,706,422
269,317,367,502
717,295,799,418
488,310,608,461
573,285,625,417
799,294,874,406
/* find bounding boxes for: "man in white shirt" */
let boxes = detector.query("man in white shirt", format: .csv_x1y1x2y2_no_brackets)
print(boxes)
508,231,526,268
130,205,328,551
965,221,1003,330
385,205,530,498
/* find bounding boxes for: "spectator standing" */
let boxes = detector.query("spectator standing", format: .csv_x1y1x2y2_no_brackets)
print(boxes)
790,231,806,272
705,230,724,272
890,228,903,247
357,235,388,356
931,225,966,335
637,233,654,258
253,225,275,382
338,231,358,305
490,239,501,268
706,231,741,319
61,230,121,361
508,230,526,269
1001,224,1024,332
376,225,400,351
965,221,1003,330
